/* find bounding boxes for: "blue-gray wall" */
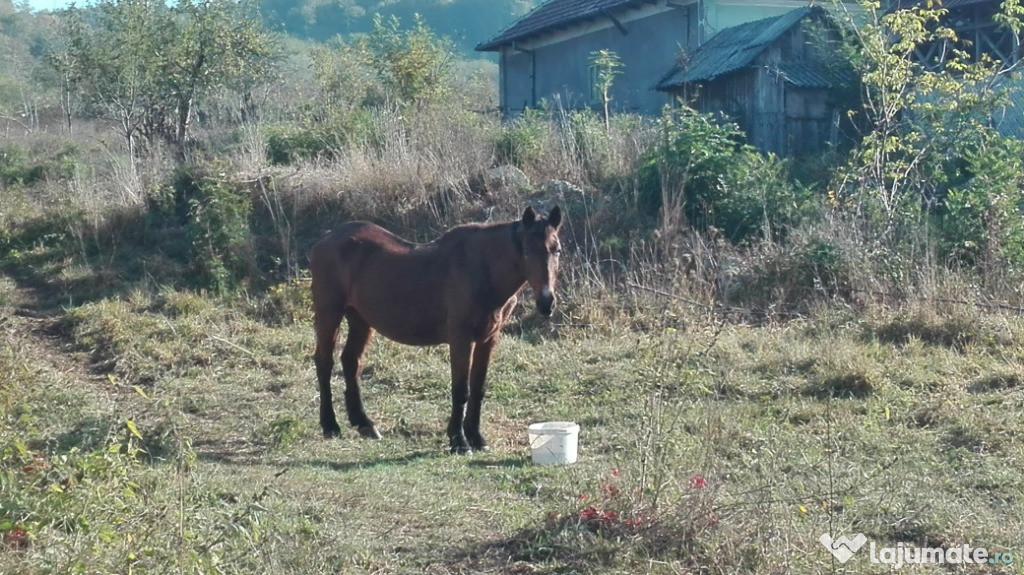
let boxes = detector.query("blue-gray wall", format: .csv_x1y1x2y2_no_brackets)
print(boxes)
500,7,695,115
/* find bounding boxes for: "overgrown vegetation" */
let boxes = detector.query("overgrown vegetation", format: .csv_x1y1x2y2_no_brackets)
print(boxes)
52,0,278,159
2,0,1024,572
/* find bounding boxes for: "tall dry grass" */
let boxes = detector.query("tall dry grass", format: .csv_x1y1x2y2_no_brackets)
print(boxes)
5,96,1024,325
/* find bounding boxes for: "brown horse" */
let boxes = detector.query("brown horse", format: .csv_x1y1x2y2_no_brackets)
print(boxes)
309,206,563,454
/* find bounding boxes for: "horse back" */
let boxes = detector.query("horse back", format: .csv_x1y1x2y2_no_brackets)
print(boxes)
309,222,453,344
310,220,521,346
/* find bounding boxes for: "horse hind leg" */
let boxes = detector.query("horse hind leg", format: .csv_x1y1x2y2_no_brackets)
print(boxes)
313,304,345,438
341,311,381,439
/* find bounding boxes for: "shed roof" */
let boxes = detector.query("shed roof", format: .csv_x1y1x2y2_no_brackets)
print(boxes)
476,0,655,51
656,6,830,89
776,62,835,88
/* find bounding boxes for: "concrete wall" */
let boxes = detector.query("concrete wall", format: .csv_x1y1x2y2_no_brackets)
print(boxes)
703,0,807,38
499,6,694,115
494,0,853,118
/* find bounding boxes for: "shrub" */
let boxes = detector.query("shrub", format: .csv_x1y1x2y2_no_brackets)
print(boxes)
260,276,313,326
265,107,382,166
637,107,816,242
724,235,856,315
717,153,817,242
0,142,79,186
937,132,1024,271
567,109,620,183
637,107,744,224
265,124,342,165
170,167,254,293
495,108,550,168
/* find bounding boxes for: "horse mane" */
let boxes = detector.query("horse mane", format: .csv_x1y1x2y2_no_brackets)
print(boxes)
433,219,518,249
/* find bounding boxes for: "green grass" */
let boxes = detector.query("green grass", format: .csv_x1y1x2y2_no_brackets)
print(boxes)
2,268,1022,573
0,181,1021,573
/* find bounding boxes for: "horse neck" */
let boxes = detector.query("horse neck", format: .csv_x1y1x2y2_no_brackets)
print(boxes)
474,222,528,303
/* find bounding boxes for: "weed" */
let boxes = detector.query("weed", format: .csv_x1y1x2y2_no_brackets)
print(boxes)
267,415,303,447
805,369,876,399
969,371,1024,393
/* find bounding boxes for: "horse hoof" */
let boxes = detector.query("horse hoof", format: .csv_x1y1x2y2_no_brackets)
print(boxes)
449,435,473,455
322,426,342,439
468,436,490,452
357,425,382,439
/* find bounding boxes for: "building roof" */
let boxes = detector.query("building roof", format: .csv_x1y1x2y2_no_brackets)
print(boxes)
476,0,655,51
992,73,1024,138
775,62,835,88
888,0,996,10
656,6,830,89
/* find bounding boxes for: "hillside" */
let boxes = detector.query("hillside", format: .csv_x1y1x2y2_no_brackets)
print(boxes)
257,0,537,53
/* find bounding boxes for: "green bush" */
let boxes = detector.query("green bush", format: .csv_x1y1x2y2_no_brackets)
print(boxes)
265,124,342,165
0,142,79,186
494,108,549,168
567,109,607,163
637,107,815,242
717,153,817,242
726,235,855,315
566,109,642,183
937,132,1024,270
260,277,313,326
265,109,380,165
172,168,254,293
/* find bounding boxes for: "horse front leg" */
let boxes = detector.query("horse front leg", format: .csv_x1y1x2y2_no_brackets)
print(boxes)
313,307,344,438
447,339,475,455
464,336,497,452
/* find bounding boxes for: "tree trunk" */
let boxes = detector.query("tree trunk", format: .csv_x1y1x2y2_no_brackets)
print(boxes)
61,74,73,134
175,92,194,161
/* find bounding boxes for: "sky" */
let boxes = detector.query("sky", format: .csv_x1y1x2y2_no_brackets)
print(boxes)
22,0,79,11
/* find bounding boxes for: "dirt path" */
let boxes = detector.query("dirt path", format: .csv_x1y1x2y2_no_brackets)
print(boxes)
1,271,148,439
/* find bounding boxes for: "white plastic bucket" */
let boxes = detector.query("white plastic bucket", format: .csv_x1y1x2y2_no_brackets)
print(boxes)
528,421,579,465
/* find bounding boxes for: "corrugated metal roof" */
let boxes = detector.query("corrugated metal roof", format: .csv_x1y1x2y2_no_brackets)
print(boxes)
992,74,1024,138
656,6,823,89
888,0,995,11
476,0,654,51
929,0,996,8
775,62,835,88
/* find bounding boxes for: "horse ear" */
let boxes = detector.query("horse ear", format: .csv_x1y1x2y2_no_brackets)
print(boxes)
548,205,562,230
522,206,537,225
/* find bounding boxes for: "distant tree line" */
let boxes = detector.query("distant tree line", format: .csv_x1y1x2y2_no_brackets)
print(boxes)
48,0,277,160
256,0,535,53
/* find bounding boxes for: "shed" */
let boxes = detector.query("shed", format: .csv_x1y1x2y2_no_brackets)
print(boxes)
476,0,824,117
655,6,854,156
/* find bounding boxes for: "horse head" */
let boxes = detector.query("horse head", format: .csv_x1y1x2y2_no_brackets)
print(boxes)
517,205,563,317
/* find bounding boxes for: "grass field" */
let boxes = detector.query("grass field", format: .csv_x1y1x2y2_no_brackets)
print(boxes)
3,5,1024,567
1,223,1022,574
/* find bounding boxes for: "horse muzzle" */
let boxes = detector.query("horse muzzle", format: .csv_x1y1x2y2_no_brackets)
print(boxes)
536,286,555,317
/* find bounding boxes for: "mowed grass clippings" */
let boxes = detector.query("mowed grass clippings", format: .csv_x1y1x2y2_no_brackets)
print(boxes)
2,282,1022,574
